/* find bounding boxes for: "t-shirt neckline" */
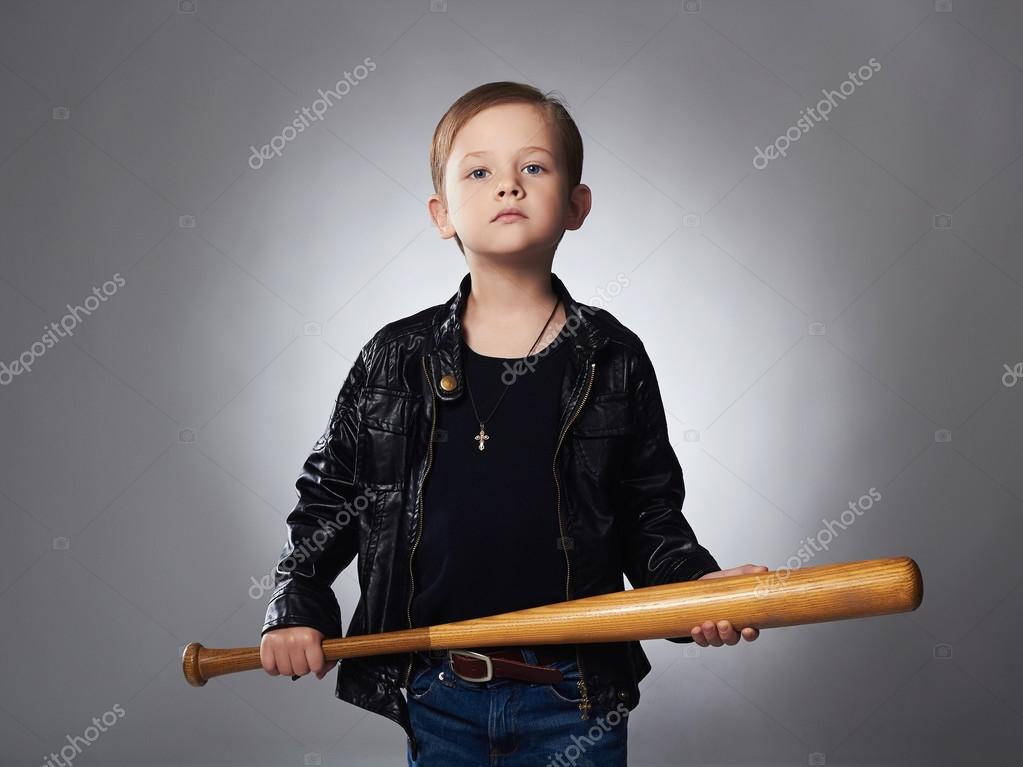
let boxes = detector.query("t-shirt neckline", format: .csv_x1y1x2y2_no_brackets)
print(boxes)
462,323,571,363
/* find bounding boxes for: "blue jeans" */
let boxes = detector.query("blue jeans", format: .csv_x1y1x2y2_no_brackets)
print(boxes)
405,648,629,766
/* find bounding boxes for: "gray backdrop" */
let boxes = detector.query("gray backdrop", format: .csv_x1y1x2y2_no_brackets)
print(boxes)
2,1,1022,765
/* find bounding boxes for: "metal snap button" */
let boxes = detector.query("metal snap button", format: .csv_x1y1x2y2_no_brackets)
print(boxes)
439,374,457,391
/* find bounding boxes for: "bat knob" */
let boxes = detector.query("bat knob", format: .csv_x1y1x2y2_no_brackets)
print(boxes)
182,642,207,687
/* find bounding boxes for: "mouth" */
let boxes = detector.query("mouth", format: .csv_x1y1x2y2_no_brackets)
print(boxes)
492,209,527,223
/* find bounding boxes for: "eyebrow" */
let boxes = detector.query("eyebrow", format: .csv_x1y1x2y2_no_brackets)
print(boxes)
459,146,554,163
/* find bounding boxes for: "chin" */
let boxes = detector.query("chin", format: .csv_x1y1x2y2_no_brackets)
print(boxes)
464,228,560,256
480,245,552,261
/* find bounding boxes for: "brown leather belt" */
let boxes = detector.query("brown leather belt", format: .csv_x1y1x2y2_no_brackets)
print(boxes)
437,646,574,684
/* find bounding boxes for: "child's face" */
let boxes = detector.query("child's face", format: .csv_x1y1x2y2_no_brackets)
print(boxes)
430,102,587,259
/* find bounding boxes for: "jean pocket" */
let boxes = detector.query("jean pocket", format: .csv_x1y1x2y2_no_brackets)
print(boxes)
409,662,442,702
541,658,584,705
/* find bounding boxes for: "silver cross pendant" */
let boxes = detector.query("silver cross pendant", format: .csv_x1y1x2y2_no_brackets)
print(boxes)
475,424,490,452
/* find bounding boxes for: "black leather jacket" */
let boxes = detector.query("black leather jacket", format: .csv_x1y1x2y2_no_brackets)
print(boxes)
262,271,720,758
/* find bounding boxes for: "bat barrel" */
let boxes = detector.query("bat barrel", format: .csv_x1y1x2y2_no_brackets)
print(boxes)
424,555,923,648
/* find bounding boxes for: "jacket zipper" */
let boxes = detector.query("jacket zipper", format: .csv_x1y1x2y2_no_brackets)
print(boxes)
553,358,597,719
403,353,437,688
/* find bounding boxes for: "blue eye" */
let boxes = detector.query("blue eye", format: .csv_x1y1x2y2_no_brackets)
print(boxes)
467,164,545,180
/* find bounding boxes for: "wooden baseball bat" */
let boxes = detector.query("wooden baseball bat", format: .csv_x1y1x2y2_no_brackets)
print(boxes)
183,556,922,687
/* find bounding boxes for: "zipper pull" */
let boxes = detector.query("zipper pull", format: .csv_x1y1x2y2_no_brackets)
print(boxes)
577,676,592,719
578,697,592,720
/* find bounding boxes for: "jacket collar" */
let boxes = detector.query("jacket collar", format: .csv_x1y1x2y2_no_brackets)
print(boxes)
427,271,606,401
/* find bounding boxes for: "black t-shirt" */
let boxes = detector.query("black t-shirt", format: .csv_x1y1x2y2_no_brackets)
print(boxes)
409,326,572,628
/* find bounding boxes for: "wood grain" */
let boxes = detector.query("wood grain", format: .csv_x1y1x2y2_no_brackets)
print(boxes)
183,556,922,687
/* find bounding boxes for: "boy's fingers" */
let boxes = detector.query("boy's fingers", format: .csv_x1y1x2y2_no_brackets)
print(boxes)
316,659,337,680
313,656,336,680
260,644,279,675
305,644,329,679
703,620,722,646
275,653,292,677
717,620,738,645
289,648,310,678
690,622,764,646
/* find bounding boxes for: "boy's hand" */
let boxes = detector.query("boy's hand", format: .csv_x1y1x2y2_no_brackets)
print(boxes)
689,564,770,647
260,626,337,680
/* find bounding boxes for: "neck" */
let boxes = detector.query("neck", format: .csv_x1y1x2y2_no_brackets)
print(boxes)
460,259,564,356
464,260,556,316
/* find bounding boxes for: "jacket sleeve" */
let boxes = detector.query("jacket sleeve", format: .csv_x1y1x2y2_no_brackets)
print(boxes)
261,337,374,639
616,343,721,643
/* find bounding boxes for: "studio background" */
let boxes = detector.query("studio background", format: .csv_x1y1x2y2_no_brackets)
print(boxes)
2,1,1022,765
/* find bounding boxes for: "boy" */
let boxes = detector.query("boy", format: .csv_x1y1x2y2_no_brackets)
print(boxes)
260,81,766,765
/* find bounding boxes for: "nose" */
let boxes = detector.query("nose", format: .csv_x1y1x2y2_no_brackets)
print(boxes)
494,170,523,199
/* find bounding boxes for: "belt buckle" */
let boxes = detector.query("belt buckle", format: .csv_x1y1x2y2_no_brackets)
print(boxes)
448,649,494,683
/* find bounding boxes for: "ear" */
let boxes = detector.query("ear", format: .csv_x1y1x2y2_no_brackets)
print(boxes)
427,193,457,240
563,183,592,232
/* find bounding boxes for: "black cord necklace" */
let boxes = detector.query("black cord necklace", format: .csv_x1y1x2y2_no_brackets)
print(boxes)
463,297,561,453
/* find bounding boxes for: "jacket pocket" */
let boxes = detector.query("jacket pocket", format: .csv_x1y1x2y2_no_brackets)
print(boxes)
571,393,633,482
358,387,414,487
571,392,633,437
